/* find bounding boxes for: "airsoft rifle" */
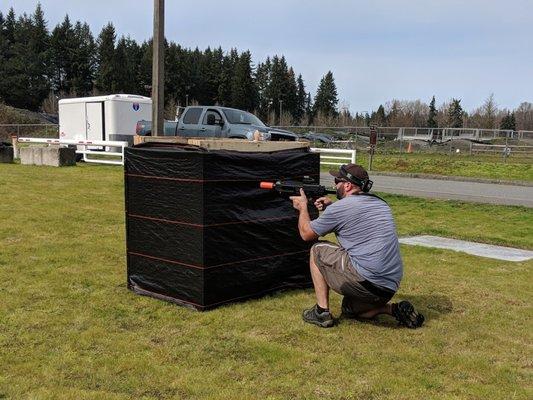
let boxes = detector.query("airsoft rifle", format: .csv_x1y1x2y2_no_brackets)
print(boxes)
259,177,335,200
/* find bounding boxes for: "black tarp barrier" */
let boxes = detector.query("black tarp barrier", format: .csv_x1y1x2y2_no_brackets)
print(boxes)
124,143,320,310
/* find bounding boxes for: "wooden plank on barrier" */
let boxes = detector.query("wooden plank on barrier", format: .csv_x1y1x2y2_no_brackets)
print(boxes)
134,135,309,152
134,135,188,145
187,138,309,152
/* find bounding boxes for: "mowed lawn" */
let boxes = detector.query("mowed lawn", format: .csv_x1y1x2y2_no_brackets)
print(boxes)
326,153,533,182
0,163,532,399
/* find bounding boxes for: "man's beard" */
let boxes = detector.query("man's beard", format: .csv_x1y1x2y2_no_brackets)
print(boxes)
336,185,345,200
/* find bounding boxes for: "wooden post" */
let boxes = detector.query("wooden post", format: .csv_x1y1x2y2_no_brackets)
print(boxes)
368,125,377,171
11,135,19,159
152,0,165,136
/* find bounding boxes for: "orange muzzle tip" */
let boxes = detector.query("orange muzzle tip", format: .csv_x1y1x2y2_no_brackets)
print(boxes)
259,182,275,189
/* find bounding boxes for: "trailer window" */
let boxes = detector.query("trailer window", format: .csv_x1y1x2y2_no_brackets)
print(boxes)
183,108,203,124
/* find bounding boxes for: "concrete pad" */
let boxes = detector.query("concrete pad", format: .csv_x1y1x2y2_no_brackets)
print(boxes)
399,235,533,262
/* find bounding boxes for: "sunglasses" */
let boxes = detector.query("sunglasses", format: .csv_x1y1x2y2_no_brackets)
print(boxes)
334,178,347,185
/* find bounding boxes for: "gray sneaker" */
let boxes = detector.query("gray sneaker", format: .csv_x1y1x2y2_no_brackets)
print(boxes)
302,304,334,328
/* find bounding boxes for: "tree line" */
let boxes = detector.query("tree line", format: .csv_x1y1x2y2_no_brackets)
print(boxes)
0,4,339,125
356,94,533,131
1,4,532,130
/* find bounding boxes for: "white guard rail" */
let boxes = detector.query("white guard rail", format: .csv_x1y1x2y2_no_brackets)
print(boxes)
310,147,356,166
470,143,533,155
16,137,128,166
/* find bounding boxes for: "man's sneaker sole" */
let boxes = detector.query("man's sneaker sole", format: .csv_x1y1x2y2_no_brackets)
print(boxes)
394,301,425,329
303,317,335,328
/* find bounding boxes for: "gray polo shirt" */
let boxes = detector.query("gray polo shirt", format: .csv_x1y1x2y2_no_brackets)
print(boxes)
309,194,403,291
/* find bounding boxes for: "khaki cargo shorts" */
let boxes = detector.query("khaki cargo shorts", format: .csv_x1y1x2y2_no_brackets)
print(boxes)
311,241,395,315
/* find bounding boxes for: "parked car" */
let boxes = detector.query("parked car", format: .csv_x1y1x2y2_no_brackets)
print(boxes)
136,106,298,141
299,131,334,144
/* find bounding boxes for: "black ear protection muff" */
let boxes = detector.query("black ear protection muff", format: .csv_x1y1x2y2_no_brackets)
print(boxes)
339,165,373,193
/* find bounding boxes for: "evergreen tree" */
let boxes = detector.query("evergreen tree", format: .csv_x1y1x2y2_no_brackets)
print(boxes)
1,7,50,110
448,98,463,128
50,15,77,94
305,92,313,118
3,8,16,43
0,6,50,109
371,105,386,126
255,57,271,119
0,9,15,104
217,48,238,106
313,71,338,118
201,47,223,105
27,3,51,107
231,51,258,112
500,111,516,130
2,11,32,109
137,40,152,97
0,12,5,103
114,35,140,94
263,55,298,123
265,55,286,122
285,67,298,122
95,23,116,93
70,21,96,95
188,47,204,104
164,41,183,104
427,95,437,128
294,74,307,124
364,112,371,127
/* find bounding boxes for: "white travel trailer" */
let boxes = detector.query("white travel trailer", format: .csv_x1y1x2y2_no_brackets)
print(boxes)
58,94,152,145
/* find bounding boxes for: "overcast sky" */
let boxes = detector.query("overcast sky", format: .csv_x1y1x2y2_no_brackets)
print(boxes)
4,0,533,113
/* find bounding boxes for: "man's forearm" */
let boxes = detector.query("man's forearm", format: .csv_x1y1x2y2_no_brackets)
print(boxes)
297,207,317,241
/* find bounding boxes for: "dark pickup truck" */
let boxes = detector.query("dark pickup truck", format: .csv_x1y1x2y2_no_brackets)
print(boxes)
136,106,298,141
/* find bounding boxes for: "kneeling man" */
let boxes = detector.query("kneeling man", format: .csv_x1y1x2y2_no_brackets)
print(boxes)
290,164,424,328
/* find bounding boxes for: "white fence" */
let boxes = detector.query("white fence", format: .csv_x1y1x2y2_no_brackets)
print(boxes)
15,137,128,166
275,125,533,142
310,147,356,166
470,143,533,155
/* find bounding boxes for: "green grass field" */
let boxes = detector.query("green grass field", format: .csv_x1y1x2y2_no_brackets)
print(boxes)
320,152,533,182
1,163,532,399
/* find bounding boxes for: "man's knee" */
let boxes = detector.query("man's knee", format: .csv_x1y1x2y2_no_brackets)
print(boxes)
310,241,337,265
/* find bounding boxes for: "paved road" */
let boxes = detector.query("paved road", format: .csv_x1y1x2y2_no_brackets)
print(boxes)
319,173,533,207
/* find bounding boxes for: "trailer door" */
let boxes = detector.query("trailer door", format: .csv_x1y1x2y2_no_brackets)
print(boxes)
86,102,104,141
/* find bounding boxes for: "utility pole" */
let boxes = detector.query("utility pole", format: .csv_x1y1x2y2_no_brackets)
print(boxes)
152,0,165,136
279,99,283,125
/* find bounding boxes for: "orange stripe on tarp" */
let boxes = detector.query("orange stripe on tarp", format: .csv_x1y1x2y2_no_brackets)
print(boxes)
128,249,310,270
125,172,320,183
127,213,296,228
128,252,203,269
128,214,204,228
211,249,309,268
